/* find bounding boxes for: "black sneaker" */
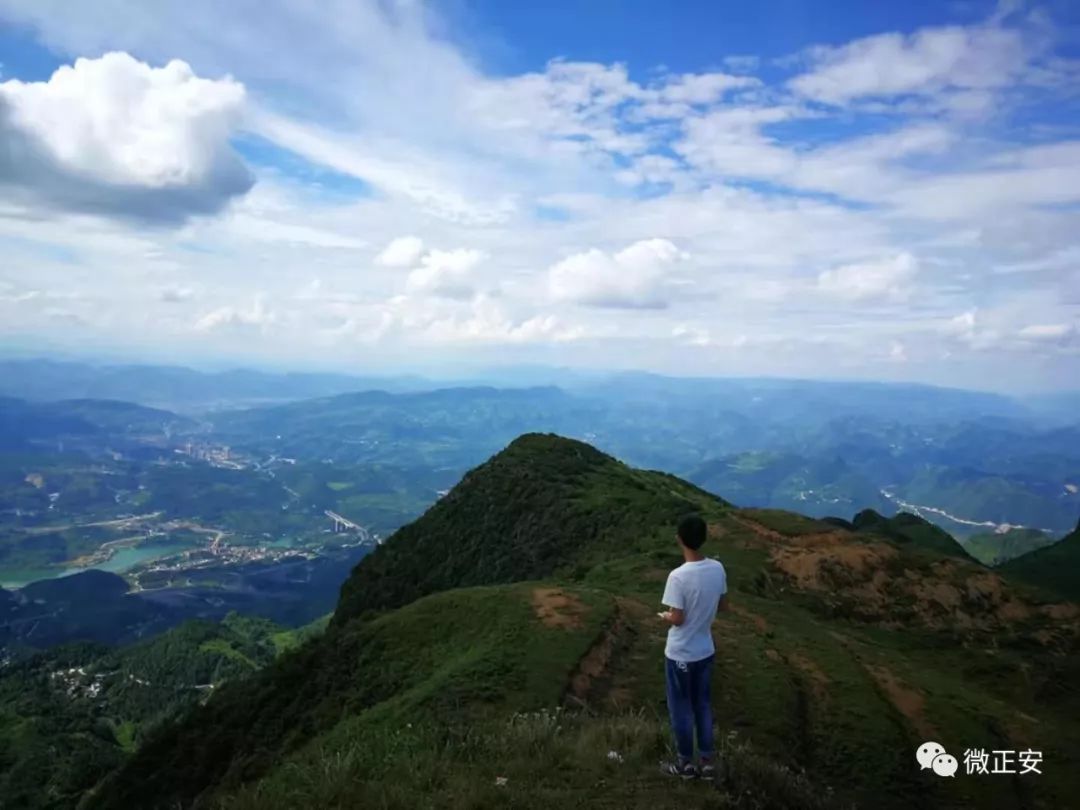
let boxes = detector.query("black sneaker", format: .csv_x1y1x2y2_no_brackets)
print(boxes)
660,761,698,780
699,762,717,781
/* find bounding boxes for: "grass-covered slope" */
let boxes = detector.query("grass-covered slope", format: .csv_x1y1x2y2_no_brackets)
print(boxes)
963,526,1057,566
334,433,728,624
84,435,1080,810
87,584,617,810
1001,521,1080,600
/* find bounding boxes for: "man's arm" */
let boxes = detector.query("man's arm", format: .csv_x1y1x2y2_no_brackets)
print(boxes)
717,593,730,613
659,573,685,625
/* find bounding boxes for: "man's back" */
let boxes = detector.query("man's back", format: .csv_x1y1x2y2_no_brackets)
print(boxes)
662,559,727,662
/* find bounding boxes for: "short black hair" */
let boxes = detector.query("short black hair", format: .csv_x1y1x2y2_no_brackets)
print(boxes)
677,514,707,550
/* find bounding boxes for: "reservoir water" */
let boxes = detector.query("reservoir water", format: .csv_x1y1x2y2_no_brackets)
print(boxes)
0,539,193,589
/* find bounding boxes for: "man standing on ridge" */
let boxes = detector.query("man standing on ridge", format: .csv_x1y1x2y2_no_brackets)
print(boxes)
658,514,729,780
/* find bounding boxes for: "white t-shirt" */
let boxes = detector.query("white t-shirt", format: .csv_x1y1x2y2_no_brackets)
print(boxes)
661,558,728,663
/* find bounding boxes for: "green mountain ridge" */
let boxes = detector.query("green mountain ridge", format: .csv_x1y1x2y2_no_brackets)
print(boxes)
334,433,726,625
1000,520,1080,601
847,508,979,562
962,527,1057,566
75,434,1080,810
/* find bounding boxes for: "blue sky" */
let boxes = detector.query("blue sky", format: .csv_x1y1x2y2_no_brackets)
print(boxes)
0,0,1078,391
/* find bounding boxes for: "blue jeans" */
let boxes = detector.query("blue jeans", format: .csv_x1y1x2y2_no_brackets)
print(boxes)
665,654,715,763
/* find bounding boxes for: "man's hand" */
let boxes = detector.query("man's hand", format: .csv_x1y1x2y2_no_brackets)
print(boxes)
658,608,685,626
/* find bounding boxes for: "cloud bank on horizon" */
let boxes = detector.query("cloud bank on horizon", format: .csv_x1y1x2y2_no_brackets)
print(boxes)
0,0,1077,391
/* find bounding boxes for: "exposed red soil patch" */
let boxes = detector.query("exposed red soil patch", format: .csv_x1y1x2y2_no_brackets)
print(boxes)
770,543,898,590
532,587,588,630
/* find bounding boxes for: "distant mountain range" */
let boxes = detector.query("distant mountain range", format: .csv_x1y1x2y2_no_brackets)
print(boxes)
2,363,1078,562
0,358,433,412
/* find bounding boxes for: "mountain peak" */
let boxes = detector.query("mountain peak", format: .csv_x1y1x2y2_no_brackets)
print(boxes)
333,433,725,625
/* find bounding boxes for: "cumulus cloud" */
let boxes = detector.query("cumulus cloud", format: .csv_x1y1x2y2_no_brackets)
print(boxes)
817,253,917,302
0,52,252,223
405,248,486,300
548,238,687,309
375,236,425,268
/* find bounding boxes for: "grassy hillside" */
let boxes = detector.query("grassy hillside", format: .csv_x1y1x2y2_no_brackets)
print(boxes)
87,584,617,809
963,527,1057,566
84,435,1080,810
1001,521,1080,600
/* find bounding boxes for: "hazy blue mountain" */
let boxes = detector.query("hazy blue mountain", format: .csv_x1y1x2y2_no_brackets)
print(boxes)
0,358,434,412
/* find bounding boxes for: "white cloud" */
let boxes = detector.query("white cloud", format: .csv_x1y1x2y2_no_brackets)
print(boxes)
193,295,275,331
1017,323,1075,342
789,23,1031,104
887,143,1080,219
331,293,586,346
375,236,425,268
0,51,252,222
672,325,713,347
405,248,486,300
817,253,917,302
548,238,687,309
249,110,519,226
658,72,759,104
676,105,800,179
419,295,586,344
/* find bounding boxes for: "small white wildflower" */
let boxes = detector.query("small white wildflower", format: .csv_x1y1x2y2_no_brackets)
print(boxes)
607,750,624,763
495,776,509,787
